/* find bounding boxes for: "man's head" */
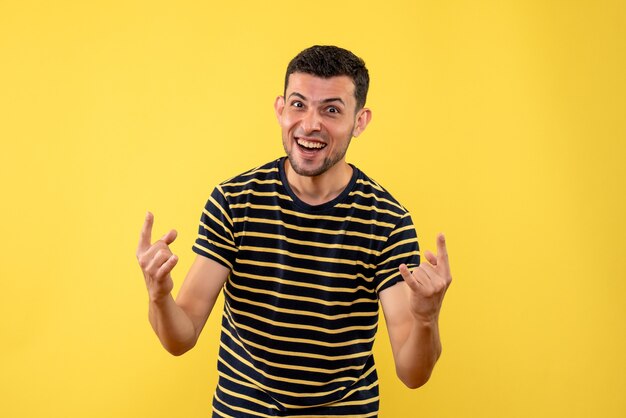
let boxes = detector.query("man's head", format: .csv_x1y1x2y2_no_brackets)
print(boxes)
284,45,370,111
275,46,372,181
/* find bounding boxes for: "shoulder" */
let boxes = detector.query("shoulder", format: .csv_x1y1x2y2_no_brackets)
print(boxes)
211,158,291,208
219,159,282,188
350,166,411,218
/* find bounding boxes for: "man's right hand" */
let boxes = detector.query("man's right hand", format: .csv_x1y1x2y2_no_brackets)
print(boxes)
136,212,179,303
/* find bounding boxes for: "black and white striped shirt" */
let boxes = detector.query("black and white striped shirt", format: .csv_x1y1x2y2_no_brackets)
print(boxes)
193,158,420,417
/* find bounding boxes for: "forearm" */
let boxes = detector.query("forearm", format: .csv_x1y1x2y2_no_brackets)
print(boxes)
148,294,198,356
394,317,442,389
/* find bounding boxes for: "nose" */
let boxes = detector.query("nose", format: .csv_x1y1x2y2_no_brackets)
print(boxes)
301,109,321,134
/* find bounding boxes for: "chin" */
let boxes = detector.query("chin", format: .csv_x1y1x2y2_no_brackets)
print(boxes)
287,155,333,178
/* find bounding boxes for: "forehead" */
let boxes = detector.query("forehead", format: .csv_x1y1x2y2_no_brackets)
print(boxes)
286,73,355,103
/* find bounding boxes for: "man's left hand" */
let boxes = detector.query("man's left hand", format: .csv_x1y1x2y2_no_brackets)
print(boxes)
399,233,452,323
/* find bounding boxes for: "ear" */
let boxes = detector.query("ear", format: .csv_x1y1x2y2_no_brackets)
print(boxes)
274,96,285,121
352,108,372,137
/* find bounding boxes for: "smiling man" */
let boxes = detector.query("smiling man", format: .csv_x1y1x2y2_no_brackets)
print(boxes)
136,45,452,417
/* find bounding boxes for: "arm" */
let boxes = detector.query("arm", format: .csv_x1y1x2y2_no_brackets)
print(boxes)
379,233,452,388
137,212,230,356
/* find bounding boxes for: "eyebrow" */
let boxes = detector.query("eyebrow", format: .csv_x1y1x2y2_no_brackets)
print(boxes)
287,92,346,106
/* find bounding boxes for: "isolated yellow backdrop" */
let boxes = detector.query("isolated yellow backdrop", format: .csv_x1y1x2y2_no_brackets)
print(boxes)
1,1,624,417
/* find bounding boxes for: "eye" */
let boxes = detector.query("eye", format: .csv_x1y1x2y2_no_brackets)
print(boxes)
291,100,304,108
327,106,340,114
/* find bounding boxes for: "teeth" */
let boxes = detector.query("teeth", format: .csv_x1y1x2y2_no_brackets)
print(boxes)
297,139,326,149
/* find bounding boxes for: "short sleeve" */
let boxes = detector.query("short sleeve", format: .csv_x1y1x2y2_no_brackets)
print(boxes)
375,212,420,293
192,185,238,269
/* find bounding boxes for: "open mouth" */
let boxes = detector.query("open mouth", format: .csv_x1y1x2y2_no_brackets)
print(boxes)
296,138,327,151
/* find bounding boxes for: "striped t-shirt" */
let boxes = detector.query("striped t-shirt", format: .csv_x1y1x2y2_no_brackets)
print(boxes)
193,157,420,417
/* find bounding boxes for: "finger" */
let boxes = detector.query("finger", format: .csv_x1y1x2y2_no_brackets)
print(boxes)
141,230,178,264
156,254,178,279
141,230,177,262
419,262,436,280
412,266,435,293
137,211,154,254
424,250,437,266
404,263,432,290
417,263,437,287
399,264,421,292
420,262,448,292
143,248,173,276
161,229,178,246
436,233,450,271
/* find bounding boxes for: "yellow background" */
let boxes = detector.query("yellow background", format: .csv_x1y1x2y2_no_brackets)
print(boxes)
1,1,624,417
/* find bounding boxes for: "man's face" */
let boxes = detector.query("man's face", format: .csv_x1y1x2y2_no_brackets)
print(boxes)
275,72,370,178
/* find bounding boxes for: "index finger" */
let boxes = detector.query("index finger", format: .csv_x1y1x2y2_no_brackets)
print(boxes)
137,211,154,253
436,233,450,271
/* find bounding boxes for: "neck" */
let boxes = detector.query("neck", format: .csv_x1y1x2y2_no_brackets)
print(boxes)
284,159,353,206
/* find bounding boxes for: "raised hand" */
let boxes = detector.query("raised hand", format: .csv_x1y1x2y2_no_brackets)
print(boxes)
136,212,179,302
399,233,452,323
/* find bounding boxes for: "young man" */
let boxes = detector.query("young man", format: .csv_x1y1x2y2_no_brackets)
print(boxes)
137,45,452,417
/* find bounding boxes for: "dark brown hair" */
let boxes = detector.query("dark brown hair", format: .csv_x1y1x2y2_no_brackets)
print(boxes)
284,45,370,111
